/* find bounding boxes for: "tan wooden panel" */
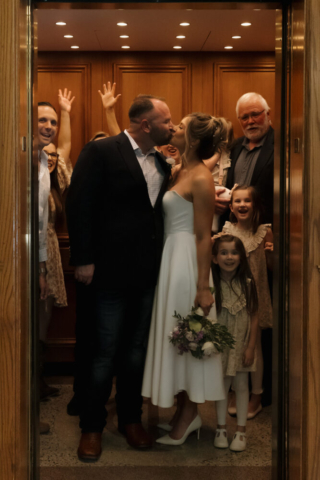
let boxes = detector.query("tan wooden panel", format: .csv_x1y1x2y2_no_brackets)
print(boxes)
113,63,192,129
38,64,90,167
214,64,275,139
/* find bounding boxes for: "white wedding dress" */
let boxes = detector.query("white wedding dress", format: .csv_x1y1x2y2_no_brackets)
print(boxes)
142,190,225,408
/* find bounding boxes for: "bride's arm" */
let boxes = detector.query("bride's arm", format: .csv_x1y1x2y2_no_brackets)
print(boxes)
192,173,215,316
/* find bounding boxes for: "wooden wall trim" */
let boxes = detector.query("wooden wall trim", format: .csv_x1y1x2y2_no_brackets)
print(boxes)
113,62,192,110
38,62,92,144
214,63,276,114
304,0,320,478
0,0,31,479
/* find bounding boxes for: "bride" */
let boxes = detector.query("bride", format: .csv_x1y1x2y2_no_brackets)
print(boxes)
142,112,228,445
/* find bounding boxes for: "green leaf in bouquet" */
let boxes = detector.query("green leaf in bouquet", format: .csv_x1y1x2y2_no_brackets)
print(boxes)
188,319,202,333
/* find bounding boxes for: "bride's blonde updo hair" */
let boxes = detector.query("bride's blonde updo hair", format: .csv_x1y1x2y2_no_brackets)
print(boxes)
185,113,229,160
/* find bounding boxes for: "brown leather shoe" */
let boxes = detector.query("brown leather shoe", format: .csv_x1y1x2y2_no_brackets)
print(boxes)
77,433,102,462
124,423,153,449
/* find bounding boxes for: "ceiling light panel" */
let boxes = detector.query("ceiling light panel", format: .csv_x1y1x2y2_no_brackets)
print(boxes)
38,9,276,52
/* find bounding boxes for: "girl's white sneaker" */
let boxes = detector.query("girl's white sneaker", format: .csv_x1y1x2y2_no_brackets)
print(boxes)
214,428,229,449
229,431,246,452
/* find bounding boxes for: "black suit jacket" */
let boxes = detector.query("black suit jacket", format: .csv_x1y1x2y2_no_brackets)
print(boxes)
222,126,274,226
66,132,171,289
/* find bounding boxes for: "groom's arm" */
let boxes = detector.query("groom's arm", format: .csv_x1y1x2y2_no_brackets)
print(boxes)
66,141,104,279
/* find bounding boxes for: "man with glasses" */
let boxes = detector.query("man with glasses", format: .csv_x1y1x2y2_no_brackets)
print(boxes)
216,92,274,224
216,92,274,418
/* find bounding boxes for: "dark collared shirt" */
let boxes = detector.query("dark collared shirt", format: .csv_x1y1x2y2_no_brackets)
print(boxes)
234,134,267,186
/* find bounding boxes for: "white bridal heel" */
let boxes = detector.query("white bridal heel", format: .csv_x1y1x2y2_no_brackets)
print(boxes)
157,423,173,432
156,414,202,445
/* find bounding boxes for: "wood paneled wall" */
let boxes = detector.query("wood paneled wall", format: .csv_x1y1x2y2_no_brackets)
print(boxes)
38,50,275,361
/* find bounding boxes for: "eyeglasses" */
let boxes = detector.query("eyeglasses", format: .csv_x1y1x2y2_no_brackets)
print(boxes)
44,151,59,159
238,109,265,123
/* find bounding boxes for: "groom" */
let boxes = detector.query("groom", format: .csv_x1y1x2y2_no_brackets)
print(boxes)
66,95,175,461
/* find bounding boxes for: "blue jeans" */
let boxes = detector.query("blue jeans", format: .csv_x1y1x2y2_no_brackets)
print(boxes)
79,286,155,433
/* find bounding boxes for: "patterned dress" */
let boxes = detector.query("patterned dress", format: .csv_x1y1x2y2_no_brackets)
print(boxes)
221,222,273,329
46,154,72,306
218,279,256,376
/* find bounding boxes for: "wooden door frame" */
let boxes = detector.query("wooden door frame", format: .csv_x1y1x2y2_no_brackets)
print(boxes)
1,1,319,479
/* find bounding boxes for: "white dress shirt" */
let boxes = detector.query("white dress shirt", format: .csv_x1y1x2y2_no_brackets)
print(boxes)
38,149,50,262
124,130,164,207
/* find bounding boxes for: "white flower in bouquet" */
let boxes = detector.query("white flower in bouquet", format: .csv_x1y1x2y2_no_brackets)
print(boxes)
202,341,219,356
189,342,198,351
194,307,205,317
185,331,195,341
173,326,179,333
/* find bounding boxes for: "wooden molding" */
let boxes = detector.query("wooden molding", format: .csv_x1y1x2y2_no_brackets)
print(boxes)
214,63,275,115
38,63,92,145
113,62,192,127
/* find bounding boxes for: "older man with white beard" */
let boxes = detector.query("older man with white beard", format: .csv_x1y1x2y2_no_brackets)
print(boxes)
215,92,274,225
215,92,274,419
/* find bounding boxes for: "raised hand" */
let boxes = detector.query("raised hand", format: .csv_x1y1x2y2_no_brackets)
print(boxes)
58,88,75,113
98,82,121,111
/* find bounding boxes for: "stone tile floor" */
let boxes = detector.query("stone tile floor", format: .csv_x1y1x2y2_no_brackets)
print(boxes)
40,382,272,468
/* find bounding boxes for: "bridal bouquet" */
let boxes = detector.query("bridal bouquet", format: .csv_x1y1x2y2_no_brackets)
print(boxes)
169,306,235,360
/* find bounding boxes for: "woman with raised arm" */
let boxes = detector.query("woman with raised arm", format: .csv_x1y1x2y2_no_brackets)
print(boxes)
39,89,74,400
142,113,228,445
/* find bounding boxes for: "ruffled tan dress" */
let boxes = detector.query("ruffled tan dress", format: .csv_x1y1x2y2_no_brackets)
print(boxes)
221,222,273,329
219,279,256,376
46,154,72,306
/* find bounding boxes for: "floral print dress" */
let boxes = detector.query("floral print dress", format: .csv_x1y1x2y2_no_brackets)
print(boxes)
46,153,72,306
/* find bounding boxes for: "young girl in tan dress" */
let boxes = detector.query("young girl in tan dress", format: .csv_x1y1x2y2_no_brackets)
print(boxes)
221,185,273,419
212,234,259,452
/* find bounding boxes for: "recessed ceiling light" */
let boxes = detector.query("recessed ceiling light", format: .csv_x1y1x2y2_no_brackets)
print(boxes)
176,35,186,39
186,9,193,10
241,22,252,26
117,22,127,26
120,35,129,38
224,46,233,50
180,23,190,26
121,46,130,49
232,36,241,39
254,9,261,11
56,22,66,26
64,35,73,38
173,46,182,49
71,46,79,49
